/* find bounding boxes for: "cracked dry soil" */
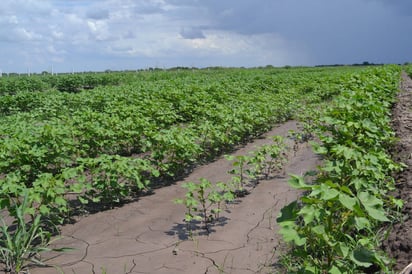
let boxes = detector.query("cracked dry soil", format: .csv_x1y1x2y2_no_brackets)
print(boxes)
31,121,321,274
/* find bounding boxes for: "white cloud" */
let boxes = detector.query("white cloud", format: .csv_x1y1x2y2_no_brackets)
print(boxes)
87,20,113,41
47,45,66,55
15,28,43,41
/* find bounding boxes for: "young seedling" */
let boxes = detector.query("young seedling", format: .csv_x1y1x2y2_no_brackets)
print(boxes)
225,155,251,196
248,136,287,180
288,130,304,156
263,136,287,178
175,178,234,234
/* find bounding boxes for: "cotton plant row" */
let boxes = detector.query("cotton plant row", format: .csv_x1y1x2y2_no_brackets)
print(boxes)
277,65,405,273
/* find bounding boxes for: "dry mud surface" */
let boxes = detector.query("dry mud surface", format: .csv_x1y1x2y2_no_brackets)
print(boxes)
384,72,412,272
32,121,321,274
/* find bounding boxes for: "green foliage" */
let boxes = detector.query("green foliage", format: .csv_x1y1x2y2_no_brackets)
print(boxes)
277,65,403,273
404,63,412,79
77,155,159,206
0,66,389,271
0,66,353,219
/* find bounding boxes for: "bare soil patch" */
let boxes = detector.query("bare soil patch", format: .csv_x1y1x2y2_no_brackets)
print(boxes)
30,121,321,274
383,72,412,272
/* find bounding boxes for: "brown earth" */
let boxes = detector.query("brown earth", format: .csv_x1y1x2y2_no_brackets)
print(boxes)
29,121,321,274
383,72,412,273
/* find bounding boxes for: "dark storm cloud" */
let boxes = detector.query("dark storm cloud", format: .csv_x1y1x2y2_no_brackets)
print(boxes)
133,2,165,15
86,9,110,20
166,0,412,64
180,27,205,39
371,0,412,16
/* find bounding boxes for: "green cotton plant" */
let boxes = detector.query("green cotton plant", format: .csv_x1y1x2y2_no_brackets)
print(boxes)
277,176,393,272
0,192,71,273
30,173,68,217
225,155,251,195
77,155,159,207
247,136,287,181
174,178,234,231
277,66,403,273
149,127,202,178
0,170,79,225
226,136,287,190
262,136,287,178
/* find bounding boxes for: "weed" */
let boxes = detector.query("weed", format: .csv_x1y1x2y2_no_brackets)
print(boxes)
0,192,71,273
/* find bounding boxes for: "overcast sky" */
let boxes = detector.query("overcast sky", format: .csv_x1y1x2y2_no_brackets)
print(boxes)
0,0,411,73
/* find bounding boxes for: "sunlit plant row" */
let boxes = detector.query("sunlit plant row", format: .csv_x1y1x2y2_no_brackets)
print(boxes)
277,65,404,273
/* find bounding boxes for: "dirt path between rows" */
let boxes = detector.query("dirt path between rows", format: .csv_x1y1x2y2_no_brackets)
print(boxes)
32,121,320,274
384,72,412,272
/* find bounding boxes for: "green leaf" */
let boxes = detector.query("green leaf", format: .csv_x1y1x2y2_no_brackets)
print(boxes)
301,265,317,274
277,201,298,223
184,213,194,222
338,193,357,210
350,247,374,267
339,185,353,195
298,205,316,225
224,155,234,161
358,192,389,222
287,175,311,190
278,221,306,246
311,141,327,155
70,183,85,193
354,217,371,231
320,185,339,201
311,225,325,235
174,199,184,204
78,196,89,205
39,204,50,215
61,168,78,180
336,242,350,258
329,265,342,274
55,196,67,207
391,197,404,209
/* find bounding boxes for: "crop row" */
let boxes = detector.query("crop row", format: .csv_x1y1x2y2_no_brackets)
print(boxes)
0,73,123,95
404,63,412,78
0,67,365,222
277,65,404,273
